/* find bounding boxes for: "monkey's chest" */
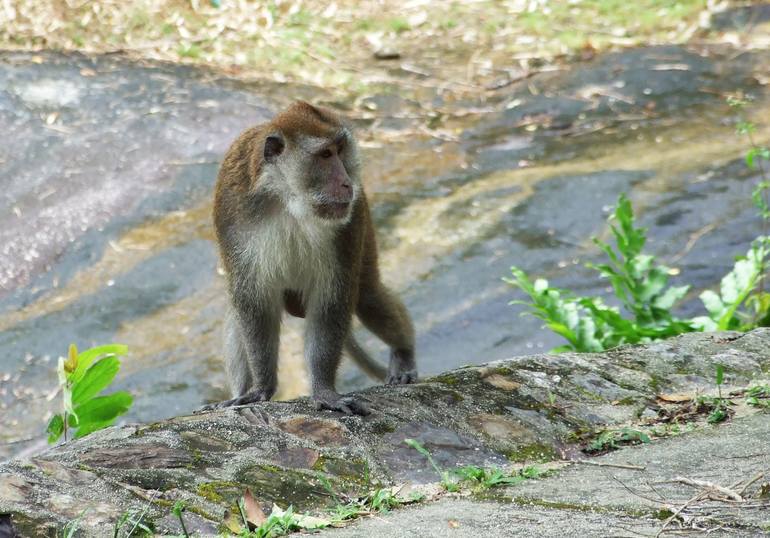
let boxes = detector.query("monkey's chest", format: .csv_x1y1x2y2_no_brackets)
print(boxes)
242,221,338,296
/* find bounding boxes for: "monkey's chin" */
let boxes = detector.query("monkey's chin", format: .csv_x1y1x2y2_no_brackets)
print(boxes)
313,202,351,221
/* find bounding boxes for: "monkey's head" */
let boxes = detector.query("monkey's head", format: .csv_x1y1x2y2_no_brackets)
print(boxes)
258,101,361,223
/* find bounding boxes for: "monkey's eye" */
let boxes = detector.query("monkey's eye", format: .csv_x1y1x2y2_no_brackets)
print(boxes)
319,149,333,159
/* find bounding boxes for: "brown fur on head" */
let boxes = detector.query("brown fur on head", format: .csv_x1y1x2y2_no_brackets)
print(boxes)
226,101,362,223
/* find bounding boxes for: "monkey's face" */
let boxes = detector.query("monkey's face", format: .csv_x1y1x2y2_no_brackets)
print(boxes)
263,130,361,223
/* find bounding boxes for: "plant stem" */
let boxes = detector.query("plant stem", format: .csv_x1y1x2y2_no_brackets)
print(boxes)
177,512,189,538
740,107,769,323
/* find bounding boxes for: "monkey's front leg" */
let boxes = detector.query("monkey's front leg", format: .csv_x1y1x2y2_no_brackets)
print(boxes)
305,299,370,416
206,295,281,410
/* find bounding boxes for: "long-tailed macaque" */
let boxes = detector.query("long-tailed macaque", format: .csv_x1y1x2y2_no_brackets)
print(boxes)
210,101,416,415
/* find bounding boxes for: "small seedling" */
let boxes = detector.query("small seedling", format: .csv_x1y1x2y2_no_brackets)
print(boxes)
47,343,132,443
172,501,189,538
451,464,545,490
329,487,415,523
745,384,770,408
405,439,544,493
586,427,650,453
59,509,87,538
404,438,460,492
113,506,153,537
703,364,731,424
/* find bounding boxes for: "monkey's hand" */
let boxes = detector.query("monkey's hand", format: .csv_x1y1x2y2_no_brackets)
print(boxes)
313,390,370,416
197,388,274,412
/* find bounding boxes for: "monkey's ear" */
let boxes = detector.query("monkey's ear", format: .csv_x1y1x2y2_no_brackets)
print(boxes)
264,135,284,162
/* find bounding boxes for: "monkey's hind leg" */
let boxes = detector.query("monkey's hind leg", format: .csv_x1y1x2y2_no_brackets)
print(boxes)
357,283,417,385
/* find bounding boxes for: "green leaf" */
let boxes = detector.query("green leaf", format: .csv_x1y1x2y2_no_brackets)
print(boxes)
638,266,668,302
653,285,690,310
690,316,719,332
699,290,724,319
721,260,750,305
71,344,128,384
47,414,65,444
72,392,133,438
71,357,120,406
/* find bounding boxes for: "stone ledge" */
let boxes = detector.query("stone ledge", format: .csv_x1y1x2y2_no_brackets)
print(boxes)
1,329,768,535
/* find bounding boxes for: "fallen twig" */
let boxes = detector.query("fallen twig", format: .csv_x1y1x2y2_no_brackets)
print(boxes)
736,472,764,496
656,490,704,538
672,477,743,502
564,459,646,471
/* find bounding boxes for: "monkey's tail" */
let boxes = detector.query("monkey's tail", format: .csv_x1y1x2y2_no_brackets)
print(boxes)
344,335,387,381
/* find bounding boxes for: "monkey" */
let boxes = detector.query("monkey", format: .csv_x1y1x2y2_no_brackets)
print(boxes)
208,101,417,416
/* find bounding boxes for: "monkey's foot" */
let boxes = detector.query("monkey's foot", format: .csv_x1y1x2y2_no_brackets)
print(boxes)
313,391,370,416
386,369,418,385
197,389,274,412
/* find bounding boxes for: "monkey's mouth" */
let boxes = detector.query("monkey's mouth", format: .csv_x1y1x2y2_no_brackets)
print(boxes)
314,201,351,220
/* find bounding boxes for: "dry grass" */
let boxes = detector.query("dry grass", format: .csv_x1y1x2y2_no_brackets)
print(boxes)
0,0,728,100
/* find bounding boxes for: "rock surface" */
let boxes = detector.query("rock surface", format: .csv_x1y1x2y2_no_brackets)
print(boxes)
1,329,769,536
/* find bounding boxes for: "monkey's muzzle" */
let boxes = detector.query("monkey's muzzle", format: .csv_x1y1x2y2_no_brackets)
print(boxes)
314,201,351,220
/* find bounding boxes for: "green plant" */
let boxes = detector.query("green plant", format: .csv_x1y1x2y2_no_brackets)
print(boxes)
329,487,416,523
692,238,770,331
405,439,544,493
745,384,770,408
60,509,87,538
714,95,770,330
451,464,545,490
703,364,730,424
586,427,650,453
507,192,770,352
242,504,330,538
113,506,153,537
506,194,696,352
404,438,460,492
588,194,693,331
172,501,189,538
47,344,132,444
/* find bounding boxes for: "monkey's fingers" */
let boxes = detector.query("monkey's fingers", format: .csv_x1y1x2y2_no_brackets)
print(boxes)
195,389,273,413
314,395,371,416
386,370,418,385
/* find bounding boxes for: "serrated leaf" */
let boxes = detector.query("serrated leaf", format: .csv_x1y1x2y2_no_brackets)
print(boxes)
653,285,689,310
639,267,668,302
71,357,120,406
533,278,549,293
71,344,128,384
632,254,654,276
691,315,718,331
720,259,753,305
47,414,65,444
699,290,724,319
